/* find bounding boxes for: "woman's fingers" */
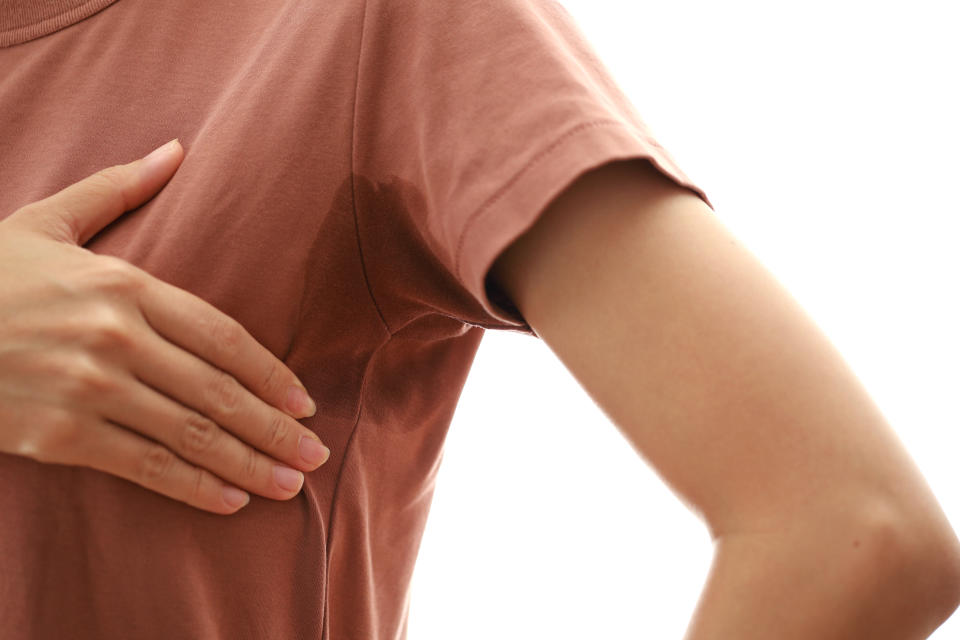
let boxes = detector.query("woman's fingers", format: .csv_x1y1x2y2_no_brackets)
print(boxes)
134,269,318,421
100,372,310,501
123,325,331,489
60,416,252,515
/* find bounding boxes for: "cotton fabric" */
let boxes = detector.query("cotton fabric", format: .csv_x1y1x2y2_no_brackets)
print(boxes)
0,1,713,638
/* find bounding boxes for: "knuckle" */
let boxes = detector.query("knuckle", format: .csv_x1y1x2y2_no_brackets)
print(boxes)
260,360,284,398
91,257,144,295
264,412,291,450
208,314,244,361
61,353,118,399
84,303,136,352
44,202,84,243
241,445,259,481
140,444,177,484
180,412,219,456
191,468,207,505
28,412,85,463
89,167,130,210
207,370,243,417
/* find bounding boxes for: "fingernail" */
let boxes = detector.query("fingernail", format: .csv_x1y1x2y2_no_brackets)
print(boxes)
299,434,330,466
222,486,250,509
144,138,180,163
286,385,317,418
140,139,181,177
274,465,304,493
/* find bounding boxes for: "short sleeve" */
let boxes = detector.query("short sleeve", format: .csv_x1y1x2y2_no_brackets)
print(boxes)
353,0,714,338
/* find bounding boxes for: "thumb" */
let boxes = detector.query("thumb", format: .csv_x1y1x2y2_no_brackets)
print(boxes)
7,138,184,245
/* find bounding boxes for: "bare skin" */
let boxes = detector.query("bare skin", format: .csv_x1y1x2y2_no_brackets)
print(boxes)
490,157,960,638
0,139,330,515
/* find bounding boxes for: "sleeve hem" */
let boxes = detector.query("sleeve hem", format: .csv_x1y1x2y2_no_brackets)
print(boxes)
453,118,714,336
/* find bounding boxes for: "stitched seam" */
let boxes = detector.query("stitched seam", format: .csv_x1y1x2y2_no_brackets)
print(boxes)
349,0,392,336
0,0,118,48
319,333,385,640
320,1,376,638
453,118,643,278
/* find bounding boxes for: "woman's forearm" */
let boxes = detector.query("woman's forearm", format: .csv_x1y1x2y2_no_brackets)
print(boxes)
682,510,960,640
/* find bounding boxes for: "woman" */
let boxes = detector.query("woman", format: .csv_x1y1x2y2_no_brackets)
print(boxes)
2,0,958,638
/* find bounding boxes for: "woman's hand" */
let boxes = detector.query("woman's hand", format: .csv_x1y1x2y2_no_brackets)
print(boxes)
0,139,331,515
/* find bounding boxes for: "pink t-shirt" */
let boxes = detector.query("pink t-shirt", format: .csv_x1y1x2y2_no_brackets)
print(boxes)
0,0,713,637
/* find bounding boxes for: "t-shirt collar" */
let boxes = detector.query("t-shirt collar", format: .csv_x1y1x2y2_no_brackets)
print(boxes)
1,0,121,47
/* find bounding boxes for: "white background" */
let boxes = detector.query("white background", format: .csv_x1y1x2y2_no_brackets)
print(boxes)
408,1,960,638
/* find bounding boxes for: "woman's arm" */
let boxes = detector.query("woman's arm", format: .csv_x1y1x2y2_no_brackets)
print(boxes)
489,158,960,638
